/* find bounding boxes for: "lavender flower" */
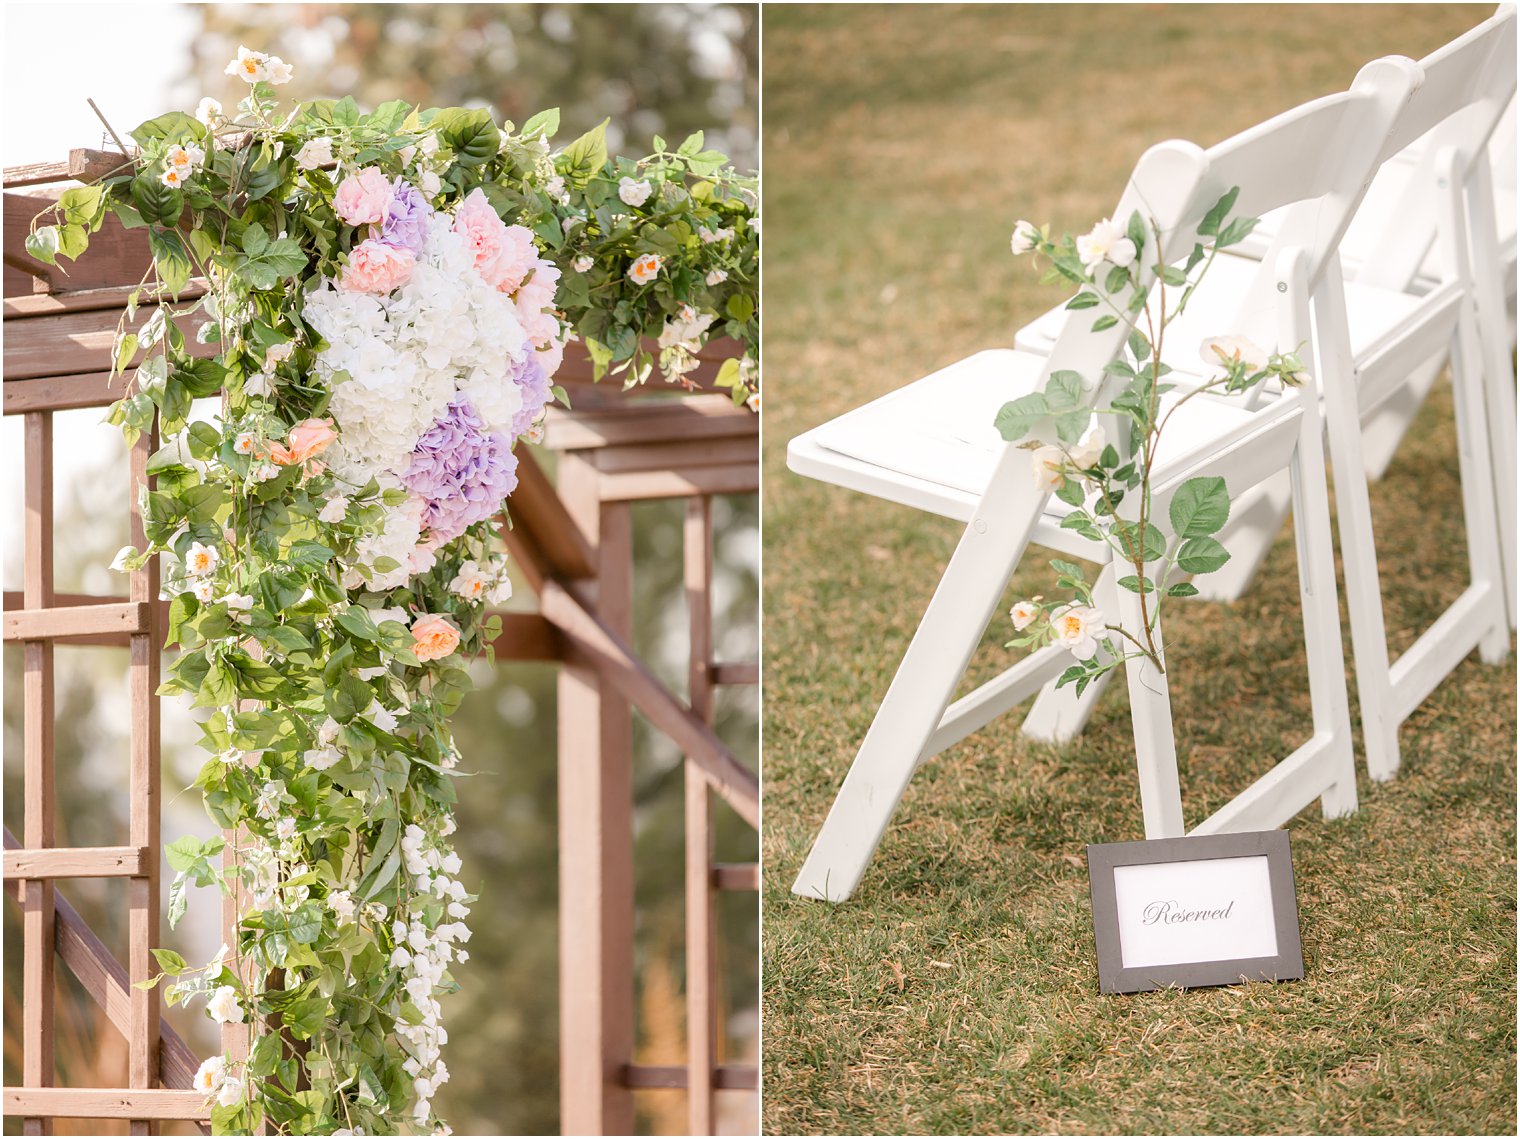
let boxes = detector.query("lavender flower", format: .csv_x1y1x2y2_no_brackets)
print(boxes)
401,399,518,543
511,353,553,439
380,178,433,255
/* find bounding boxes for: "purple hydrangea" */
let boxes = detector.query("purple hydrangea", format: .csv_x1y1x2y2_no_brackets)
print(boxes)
380,178,432,255
401,399,518,542
511,353,553,439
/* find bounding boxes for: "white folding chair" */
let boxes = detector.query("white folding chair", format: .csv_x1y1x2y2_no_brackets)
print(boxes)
1019,10,1516,781
1016,8,1517,620
785,57,1422,902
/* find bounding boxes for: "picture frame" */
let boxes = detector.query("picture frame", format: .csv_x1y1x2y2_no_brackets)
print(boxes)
1086,829,1304,994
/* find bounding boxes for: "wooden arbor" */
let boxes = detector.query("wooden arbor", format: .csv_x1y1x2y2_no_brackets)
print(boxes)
3,149,759,1135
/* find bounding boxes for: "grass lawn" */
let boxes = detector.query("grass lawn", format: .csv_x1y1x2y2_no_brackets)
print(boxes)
759,5,1516,1134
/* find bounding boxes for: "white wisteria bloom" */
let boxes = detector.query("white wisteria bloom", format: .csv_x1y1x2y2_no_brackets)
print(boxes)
1050,604,1104,660
304,744,340,770
274,816,298,842
185,541,219,577
1067,425,1106,471
706,268,728,286
1076,217,1136,274
207,985,244,1024
618,177,653,207
190,579,216,603
658,304,715,352
366,700,399,733
295,136,334,170
244,371,272,397
1031,445,1066,490
573,255,594,273
264,340,295,366
1010,600,1040,630
1010,219,1040,255
698,225,734,244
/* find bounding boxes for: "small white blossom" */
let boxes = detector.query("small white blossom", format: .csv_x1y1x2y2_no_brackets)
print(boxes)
1031,445,1066,490
185,541,219,577
1050,604,1104,660
274,816,297,842
195,97,223,127
193,1055,226,1096
206,985,244,1025
329,889,356,924
1010,600,1040,630
295,136,334,170
233,432,257,455
706,268,728,286
419,169,442,197
216,1073,245,1107
1076,217,1135,274
225,46,271,84
573,255,595,273
244,371,271,397
190,579,216,603
1010,219,1040,255
1067,425,1106,471
318,494,350,524
618,177,653,207
264,340,295,366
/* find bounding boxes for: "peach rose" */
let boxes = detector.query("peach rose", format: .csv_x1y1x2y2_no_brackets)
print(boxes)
411,613,461,663
270,417,337,466
333,167,392,226
339,239,414,295
452,189,541,292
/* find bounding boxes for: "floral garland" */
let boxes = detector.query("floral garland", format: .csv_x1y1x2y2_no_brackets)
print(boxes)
996,194,1305,689
28,48,756,1137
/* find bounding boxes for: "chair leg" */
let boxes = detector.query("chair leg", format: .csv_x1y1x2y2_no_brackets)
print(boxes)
791,473,1051,902
1021,563,1121,742
1467,158,1519,630
1113,587,1185,839
1190,471,1292,602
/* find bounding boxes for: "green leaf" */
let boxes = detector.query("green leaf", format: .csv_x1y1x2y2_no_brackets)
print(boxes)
562,118,610,178
1118,575,1155,594
1065,291,1100,310
150,948,188,975
1198,186,1239,238
1167,582,1201,598
1126,210,1147,251
130,174,183,227
1055,665,1087,690
335,606,378,641
725,293,755,323
148,228,192,295
1127,328,1150,362
1044,370,1085,411
1091,314,1118,332
114,332,139,376
1217,216,1259,248
433,106,500,167
677,130,705,156
522,107,560,139
1055,478,1085,507
129,111,204,148
1169,476,1231,539
25,227,60,266
993,392,1048,442
58,185,107,228
240,224,270,257
1177,536,1230,575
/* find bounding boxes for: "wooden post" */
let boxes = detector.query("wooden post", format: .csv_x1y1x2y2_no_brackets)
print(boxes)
128,427,162,1135
556,453,635,1135
22,412,56,1137
683,497,717,1135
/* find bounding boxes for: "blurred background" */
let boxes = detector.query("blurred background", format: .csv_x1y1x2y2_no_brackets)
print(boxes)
2,4,758,1135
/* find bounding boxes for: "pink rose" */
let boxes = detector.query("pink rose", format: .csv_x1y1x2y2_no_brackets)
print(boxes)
517,301,561,350
536,334,567,379
340,239,415,295
452,189,540,292
411,613,461,662
333,167,392,226
514,259,561,314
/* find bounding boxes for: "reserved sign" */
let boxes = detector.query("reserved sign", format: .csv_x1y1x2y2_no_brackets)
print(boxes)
1087,830,1303,993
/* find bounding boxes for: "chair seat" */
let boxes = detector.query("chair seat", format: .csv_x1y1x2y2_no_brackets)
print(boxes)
788,348,1272,557
1015,252,1429,369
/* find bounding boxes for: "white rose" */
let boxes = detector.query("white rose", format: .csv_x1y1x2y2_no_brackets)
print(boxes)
1067,425,1106,471
1010,600,1040,630
216,1074,245,1107
244,371,271,397
264,340,295,366
573,255,594,273
195,97,223,127
225,46,269,84
1076,217,1135,274
206,985,244,1025
296,136,334,170
420,169,442,197
1201,335,1269,373
1050,604,1104,660
618,177,653,207
1010,220,1040,255
193,1055,225,1096
1031,445,1066,490
318,494,350,524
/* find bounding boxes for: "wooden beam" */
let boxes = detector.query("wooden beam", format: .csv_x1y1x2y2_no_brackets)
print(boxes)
4,603,149,643
620,1064,758,1091
543,394,755,451
480,611,563,662
684,495,717,1137
23,411,56,1136
539,578,759,829
711,863,760,892
597,464,758,502
3,373,126,415
2,1090,207,1121
709,662,759,687
3,847,148,880
589,436,757,476
3,304,213,381
2,831,202,1096
3,149,134,188
503,449,596,584
4,281,207,318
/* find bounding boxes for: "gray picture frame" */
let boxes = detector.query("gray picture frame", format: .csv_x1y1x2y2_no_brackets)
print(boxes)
1087,830,1304,994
